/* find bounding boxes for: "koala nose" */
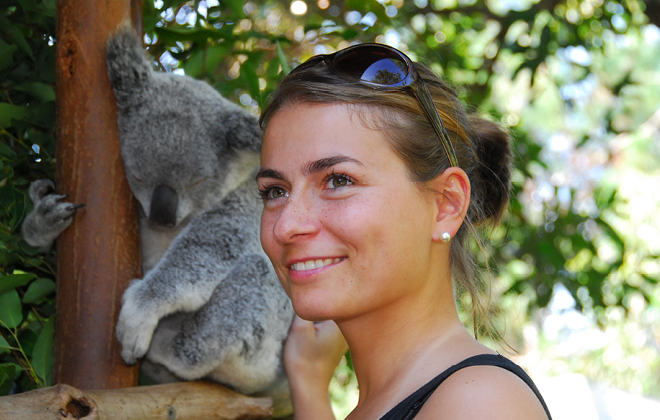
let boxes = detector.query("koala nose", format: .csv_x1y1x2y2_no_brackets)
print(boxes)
149,185,178,228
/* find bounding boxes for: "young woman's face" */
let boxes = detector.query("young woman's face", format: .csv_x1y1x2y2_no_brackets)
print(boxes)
259,103,441,322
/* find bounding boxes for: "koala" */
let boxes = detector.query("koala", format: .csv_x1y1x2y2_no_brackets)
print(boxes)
22,25,295,417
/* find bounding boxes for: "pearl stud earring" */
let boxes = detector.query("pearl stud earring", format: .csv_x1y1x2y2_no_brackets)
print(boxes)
441,232,451,242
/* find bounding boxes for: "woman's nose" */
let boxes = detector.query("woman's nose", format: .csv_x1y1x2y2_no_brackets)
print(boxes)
272,193,319,243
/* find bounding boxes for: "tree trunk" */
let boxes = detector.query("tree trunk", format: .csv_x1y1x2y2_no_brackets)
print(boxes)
54,0,143,388
0,382,273,420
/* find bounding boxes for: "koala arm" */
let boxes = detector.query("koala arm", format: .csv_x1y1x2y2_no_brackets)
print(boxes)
145,254,292,389
21,180,84,252
116,182,263,364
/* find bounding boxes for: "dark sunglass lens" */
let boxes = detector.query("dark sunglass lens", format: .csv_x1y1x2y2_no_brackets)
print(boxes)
363,59,407,84
333,47,409,85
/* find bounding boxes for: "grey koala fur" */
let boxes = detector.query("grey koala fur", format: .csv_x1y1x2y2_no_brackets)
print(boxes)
108,26,294,415
21,25,295,416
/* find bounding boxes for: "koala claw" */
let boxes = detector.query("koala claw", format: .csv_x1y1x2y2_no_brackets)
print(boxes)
116,280,160,365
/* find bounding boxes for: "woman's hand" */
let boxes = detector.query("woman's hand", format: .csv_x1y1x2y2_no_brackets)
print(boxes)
284,315,348,420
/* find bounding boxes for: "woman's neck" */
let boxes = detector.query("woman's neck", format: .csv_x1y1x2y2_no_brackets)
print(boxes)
337,286,491,419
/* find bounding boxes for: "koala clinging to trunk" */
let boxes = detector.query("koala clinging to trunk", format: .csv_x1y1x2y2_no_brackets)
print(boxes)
108,26,295,414
22,25,294,416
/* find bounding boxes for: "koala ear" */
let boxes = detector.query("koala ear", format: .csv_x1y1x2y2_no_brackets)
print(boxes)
220,109,262,152
106,22,153,105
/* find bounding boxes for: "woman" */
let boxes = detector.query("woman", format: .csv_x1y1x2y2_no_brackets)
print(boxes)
257,44,552,420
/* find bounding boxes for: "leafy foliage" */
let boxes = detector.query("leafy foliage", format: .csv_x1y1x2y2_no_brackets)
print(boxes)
1,0,659,401
0,0,58,395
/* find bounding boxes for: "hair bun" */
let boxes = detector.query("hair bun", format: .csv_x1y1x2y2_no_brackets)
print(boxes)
467,116,512,225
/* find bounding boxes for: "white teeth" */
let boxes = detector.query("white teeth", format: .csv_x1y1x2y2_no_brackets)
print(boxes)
291,258,341,271
294,262,305,271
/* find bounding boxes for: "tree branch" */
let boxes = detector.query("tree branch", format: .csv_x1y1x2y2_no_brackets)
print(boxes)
0,382,274,420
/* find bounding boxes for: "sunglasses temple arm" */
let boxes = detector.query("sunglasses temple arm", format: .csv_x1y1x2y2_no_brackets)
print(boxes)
413,84,459,167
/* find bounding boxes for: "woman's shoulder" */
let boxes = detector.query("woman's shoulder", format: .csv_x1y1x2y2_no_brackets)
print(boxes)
416,358,550,420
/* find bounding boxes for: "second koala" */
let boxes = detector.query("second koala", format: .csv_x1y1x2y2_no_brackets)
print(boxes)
107,26,294,415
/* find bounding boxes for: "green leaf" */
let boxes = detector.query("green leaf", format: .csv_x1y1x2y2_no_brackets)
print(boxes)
0,363,22,396
205,44,230,72
10,188,28,230
238,55,262,100
276,41,291,75
24,102,55,129
32,318,54,386
22,278,56,304
0,103,33,128
17,0,40,13
0,142,16,157
18,327,38,358
142,0,161,34
0,182,17,217
154,26,232,44
0,39,18,72
225,0,246,18
0,273,37,294
0,290,23,328
0,15,34,60
341,28,360,40
182,49,204,78
40,0,57,18
0,335,11,352
19,240,41,256
14,82,55,102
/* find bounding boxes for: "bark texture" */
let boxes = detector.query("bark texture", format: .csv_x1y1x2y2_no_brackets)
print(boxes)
54,0,143,388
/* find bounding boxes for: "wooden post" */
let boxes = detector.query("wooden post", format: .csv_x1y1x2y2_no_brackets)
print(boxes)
54,0,143,388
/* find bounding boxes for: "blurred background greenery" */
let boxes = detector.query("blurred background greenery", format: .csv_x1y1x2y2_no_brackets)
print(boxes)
1,0,658,417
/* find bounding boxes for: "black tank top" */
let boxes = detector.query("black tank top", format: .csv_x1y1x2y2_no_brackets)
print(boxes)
378,354,553,420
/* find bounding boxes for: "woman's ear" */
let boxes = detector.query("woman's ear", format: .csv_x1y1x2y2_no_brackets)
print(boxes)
428,167,470,243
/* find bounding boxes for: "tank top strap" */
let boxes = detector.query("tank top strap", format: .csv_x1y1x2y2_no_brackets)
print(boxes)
378,353,552,420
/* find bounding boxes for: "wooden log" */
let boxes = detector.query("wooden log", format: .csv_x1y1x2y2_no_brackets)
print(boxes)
54,0,143,388
0,381,274,420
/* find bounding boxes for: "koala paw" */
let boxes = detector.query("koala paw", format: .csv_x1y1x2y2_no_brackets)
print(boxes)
22,180,85,250
116,281,160,365
39,193,83,227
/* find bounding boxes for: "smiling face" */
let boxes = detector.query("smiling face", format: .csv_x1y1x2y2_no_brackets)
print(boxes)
259,103,449,322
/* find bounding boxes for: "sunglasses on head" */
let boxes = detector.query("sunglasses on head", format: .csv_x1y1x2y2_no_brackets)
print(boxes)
299,44,459,167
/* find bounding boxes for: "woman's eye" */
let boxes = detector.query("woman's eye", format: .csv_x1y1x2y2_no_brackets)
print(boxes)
327,174,354,189
259,187,289,200
271,187,288,198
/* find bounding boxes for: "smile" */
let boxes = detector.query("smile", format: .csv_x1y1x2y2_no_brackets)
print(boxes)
290,258,342,271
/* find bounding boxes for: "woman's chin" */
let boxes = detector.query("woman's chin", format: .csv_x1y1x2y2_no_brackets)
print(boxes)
293,307,333,322
292,301,339,322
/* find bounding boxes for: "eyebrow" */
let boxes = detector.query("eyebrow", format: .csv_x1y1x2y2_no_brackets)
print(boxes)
303,155,363,175
256,168,286,181
256,155,363,181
